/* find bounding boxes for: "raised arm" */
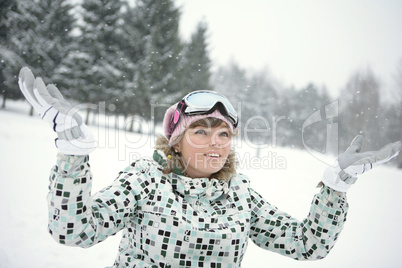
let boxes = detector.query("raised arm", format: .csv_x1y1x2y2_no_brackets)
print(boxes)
249,135,400,260
249,185,347,260
47,154,148,247
17,67,146,247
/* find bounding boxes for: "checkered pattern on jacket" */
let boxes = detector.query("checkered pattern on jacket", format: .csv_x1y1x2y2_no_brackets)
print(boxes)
48,154,348,267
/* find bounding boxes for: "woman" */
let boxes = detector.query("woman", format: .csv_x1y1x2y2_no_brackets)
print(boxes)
18,67,400,267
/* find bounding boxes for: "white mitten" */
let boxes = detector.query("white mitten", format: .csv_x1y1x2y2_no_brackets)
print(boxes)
321,135,401,192
18,67,96,155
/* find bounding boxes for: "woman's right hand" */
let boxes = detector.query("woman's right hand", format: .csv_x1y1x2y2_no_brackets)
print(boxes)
18,67,96,155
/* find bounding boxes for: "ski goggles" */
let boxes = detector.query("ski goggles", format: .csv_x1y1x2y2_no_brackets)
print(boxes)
167,90,238,139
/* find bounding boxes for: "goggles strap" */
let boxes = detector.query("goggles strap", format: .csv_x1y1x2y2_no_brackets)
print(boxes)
167,100,187,139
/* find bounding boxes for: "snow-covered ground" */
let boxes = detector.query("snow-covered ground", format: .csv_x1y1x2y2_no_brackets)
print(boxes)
1,101,401,268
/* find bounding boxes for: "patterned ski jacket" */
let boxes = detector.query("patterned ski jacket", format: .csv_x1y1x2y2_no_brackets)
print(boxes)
48,152,348,267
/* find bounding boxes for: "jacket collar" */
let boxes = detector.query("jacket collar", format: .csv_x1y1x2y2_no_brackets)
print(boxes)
153,150,183,176
173,175,230,200
153,150,230,200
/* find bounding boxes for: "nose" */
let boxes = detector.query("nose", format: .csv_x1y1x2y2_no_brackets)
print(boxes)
210,139,220,147
209,135,218,147
209,134,225,147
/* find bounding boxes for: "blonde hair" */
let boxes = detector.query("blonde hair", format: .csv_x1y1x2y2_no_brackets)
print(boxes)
155,117,237,181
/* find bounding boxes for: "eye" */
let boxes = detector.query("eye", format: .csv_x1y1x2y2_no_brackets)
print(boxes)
195,129,207,135
219,131,230,137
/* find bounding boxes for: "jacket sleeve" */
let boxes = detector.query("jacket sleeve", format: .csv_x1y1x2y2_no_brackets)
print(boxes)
249,184,348,260
47,154,148,248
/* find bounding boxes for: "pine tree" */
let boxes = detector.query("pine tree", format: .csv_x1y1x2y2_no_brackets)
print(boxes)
388,58,402,167
1,0,76,109
295,83,331,151
245,69,278,146
180,21,213,93
0,0,22,108
274,86,296,147
131,0,184,122
339,68,382,151
56,0,126,123
11,0,75,81
117,2,153,122
212,61,249,137
0,0,15,41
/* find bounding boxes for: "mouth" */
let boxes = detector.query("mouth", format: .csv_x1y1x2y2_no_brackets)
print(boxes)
204,152,221,158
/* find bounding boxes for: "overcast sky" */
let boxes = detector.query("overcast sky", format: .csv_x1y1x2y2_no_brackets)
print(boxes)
176,0,402,97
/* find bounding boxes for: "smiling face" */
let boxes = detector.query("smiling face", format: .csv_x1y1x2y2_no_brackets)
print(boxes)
174,118,233,178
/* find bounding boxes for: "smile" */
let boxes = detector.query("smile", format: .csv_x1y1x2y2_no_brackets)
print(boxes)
204,153,221,158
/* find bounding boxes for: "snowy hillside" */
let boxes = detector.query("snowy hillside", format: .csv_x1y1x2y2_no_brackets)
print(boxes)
0,101,401,268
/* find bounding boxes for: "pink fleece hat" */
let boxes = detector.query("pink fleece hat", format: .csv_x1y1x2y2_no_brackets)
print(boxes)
163,103,235,146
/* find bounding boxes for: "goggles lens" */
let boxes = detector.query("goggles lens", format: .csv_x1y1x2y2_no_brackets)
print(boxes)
167,91,238,139
184,91,237,123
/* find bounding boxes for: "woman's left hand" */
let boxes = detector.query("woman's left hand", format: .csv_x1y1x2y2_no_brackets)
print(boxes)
321,135,401,192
